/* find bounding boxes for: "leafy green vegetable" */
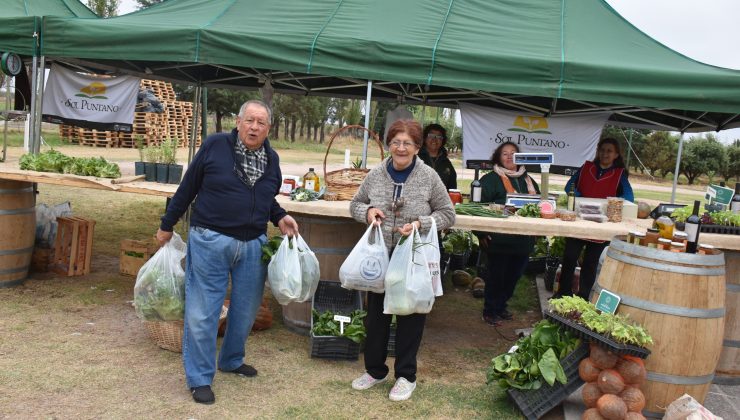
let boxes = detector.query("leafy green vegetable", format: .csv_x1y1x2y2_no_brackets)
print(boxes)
516,203,541,218
549,295,653,348
454,203,507,218
290,187,320,202
133,267,185,321
311,309,367,343
441,229,478,255
261,235,284,264
20,150,120,178
486,320,580,390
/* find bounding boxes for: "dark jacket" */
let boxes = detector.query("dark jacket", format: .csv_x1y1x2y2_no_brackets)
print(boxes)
418,147,457,190
160,128,287,241
479,170,539,255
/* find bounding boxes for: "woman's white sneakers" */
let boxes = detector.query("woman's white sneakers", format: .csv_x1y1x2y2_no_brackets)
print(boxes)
352,373,417,401
352,373,387,390
389,377,417,401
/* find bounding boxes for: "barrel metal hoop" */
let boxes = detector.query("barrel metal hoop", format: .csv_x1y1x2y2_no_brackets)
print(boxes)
606,247,725,275
0,276,26,288
311,247,353,255
610,238,726,266
0,246,34,256
726,283,740,293
0,187,33,194
0,207,35,216
593,283,726,318
723,339,740,348
0,265,29,275
293,216,352,225
713,375,740,386
646,371,714,385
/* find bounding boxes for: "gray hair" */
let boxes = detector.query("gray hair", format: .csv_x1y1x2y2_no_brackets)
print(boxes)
238,99,272,122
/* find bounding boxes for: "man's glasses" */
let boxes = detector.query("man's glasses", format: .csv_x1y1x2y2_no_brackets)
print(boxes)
389,140,416,149
391,197,405,217
426,134,444,141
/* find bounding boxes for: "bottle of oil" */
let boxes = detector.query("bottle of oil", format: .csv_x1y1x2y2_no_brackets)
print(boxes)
655,211,674,240
302,168,320,192
567,183,576,211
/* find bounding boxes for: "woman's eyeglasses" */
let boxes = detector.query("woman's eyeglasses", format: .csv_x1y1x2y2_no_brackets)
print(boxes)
389,140,416,149
426,134,444,141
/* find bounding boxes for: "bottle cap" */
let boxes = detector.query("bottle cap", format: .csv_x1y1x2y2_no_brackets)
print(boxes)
673,231,688,239
309,168,314,171
658,238,672,243
647,228,659,233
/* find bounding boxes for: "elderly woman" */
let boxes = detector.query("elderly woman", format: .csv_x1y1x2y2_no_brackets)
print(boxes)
478,142,539,325
349,119,455,401
418,123,457,190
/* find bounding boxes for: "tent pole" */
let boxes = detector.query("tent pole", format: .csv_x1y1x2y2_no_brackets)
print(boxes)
201,87,208,140
33,56,45,154
361,80,372,169
188,86,201,165
2,76,11,162
625,129,632,169
670,132,685,204
28,56,38,153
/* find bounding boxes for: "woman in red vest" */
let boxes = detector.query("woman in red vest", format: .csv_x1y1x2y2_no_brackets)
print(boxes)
554,137,633,300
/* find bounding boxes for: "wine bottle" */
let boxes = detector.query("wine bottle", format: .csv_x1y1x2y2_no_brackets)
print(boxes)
685,200,701,254
471,169,482,203
731,183,740,213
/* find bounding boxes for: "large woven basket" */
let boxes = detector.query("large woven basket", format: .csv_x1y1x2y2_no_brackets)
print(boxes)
323,125,385,201
144,306,227,353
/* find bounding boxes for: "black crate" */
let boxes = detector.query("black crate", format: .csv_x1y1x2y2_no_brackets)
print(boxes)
310,281,363,360
700,224,740,235
524,256,547,275
507,343,589,420
543,310,651,358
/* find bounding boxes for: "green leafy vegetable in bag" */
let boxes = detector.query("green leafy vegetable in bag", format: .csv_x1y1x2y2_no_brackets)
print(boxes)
311,309,367,343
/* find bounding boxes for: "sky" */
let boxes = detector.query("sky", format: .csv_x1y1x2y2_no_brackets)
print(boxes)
117,0,740,143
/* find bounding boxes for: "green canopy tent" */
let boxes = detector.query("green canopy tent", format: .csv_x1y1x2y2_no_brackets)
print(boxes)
30,0,740,198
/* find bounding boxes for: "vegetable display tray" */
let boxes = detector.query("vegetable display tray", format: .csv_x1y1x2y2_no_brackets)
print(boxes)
700,224,740,235
310,281,363,360
507,342,589,420
543,310,651,358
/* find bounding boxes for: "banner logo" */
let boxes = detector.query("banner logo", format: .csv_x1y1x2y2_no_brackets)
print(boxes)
510,116,551,134
76,82,108,99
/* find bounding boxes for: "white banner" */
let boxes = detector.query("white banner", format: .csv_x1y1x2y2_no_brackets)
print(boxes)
460,103,610,169
42,64,139,132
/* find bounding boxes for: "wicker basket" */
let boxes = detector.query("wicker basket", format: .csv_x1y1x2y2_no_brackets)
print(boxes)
144,306,228,353
323,125,385,201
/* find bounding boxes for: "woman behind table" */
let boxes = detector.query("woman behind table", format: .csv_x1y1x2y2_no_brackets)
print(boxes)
478,142,540,326
349,119,455,401
554,137,634,300
418,123,457,190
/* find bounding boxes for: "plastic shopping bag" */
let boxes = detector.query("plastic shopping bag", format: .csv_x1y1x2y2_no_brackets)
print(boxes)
339,224,389,293
133,232,187,321
421,217,442,297
295,234,320,302
383,226,435,315
267,235,303,305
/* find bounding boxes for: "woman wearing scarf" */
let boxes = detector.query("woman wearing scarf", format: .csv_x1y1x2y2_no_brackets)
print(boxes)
478,142,539,326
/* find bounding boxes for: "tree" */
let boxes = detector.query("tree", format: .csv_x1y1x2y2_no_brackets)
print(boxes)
207,89,256,133
88,0,119,17
680,135,726,185
720,143,740,182
642,131,677,178
134,0,161,9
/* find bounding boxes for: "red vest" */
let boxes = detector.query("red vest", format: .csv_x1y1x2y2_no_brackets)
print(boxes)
576,161,623,199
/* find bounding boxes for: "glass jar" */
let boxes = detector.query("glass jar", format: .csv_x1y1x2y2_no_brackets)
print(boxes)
627,231,639,244
644,228,660,248
633,232,646,246
672,231,688,245
655,212,674,239
670,241,685,253
658,238,672,251
448,189,463,205
698,244,715,255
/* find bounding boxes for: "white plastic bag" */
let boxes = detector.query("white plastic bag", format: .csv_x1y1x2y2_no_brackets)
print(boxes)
133,232,187,321
383,226,435,315
267,235,303,305
295,234,320,302
339,224,389,293
35,202,72,247
421,217,442,297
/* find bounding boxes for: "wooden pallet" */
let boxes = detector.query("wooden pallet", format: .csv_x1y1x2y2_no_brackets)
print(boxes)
52,216,95,276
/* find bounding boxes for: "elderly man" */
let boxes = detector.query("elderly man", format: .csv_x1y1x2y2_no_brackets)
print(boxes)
156,100,299,404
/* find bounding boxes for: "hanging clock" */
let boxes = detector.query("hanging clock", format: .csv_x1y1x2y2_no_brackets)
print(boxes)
1,52,23,76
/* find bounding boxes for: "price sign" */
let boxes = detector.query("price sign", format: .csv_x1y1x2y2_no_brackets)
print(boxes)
334,315,351,335
595,289,621,314
706,184,733,205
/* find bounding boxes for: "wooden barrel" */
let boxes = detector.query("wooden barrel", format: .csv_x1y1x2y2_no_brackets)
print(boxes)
280,215,365,335
0,181,36,288
714,250,739,385
591,237,725,418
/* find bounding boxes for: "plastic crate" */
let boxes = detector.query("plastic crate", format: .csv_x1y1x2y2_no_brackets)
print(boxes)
310,281,363,360
543,310,651,358
507,342,589,420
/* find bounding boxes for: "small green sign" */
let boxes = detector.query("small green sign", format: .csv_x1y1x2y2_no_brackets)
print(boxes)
595,289,621,314
706,184,734,205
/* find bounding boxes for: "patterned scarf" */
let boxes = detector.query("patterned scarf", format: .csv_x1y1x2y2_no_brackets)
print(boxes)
234,140,267,187
493,164,536,194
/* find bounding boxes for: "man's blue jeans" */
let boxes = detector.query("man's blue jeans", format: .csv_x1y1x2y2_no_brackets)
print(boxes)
182,226,266,388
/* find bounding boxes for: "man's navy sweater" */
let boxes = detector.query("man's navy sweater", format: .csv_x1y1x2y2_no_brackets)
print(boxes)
160,128,286,241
